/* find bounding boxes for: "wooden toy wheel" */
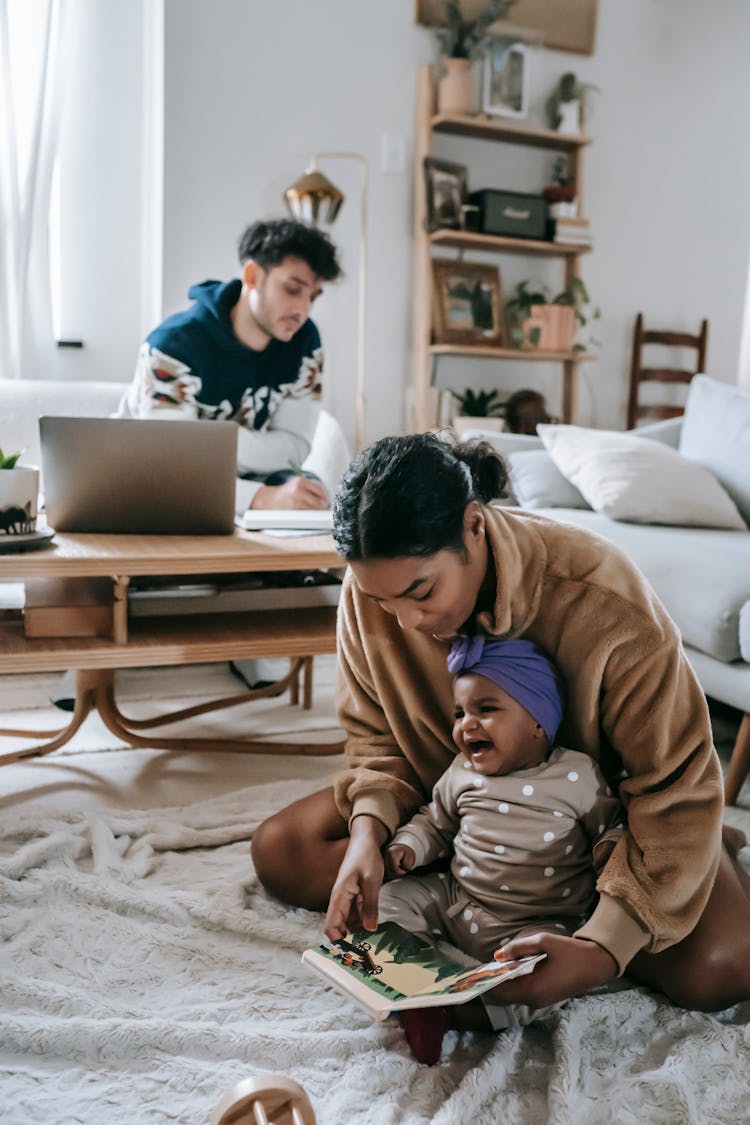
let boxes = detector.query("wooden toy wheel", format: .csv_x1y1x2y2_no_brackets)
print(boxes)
211,1073,316,1125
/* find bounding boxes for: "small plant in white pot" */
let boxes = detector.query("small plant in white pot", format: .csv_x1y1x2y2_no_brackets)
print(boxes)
451,387,506,435
0,448,38,535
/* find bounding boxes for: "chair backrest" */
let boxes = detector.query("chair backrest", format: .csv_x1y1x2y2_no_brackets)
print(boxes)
626,313,708,429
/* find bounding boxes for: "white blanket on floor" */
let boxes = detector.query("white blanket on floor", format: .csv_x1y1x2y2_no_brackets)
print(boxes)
1,781,749,1125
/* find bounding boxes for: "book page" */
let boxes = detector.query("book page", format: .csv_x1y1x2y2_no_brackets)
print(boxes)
303,923,544,1015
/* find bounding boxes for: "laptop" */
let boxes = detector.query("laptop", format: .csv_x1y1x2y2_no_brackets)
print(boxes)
39,416,238,534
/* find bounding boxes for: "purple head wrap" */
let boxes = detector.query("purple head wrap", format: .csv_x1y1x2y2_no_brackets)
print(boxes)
447,636,564,743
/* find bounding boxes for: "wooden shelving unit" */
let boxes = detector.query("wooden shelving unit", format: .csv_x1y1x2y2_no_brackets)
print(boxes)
430,343,595,362
411,64,594,430
428,229,591,258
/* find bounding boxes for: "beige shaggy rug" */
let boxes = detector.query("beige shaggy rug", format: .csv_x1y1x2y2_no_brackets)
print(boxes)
2,777,750,1125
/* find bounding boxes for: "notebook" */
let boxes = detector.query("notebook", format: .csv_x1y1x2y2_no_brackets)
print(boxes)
236,509,333,533
39,416,238,535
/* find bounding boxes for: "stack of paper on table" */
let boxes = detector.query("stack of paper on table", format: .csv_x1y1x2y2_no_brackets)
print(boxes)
236,509,333,534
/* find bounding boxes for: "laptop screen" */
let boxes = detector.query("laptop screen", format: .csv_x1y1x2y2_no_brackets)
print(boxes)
40,416,238,535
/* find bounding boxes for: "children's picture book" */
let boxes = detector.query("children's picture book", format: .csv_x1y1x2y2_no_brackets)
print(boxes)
302,922,545,1021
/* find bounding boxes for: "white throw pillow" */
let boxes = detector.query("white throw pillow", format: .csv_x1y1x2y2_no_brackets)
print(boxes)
507,450,590,510
537,424,748,529
678,375,750,525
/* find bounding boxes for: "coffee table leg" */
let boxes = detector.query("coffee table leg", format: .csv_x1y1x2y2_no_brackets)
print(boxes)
0,669,102,764
93,670,344,755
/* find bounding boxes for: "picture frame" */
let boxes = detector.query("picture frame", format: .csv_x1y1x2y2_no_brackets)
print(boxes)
414,1,599,57
424,157,468,232
482,40,530,119
432,260,504,346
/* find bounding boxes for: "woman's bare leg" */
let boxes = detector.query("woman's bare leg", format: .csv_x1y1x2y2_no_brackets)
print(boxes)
629,843,750,1010
252,787,349,910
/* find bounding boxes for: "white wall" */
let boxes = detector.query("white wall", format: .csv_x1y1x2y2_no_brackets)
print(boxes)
162,0,430,448
44,0,147,384
41,0,750,433
430,0,750,426
581,0,750,421
160,0,750,435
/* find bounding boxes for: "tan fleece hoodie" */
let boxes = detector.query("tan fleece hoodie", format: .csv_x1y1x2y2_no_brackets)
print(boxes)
334,504,724,974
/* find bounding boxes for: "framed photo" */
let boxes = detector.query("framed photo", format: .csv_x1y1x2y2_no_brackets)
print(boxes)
432,260,504,346
415,1,598,57
424,157,468,232
482,40,530,119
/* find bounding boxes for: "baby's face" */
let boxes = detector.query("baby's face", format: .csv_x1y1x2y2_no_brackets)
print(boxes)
452,672,548,776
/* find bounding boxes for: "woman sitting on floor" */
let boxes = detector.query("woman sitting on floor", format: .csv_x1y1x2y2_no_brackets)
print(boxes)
252,432,750,1017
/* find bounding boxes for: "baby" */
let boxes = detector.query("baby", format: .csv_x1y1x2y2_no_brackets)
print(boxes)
379,636,623,1063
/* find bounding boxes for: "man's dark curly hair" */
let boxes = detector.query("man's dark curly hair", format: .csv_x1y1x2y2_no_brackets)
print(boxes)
237,218,342,281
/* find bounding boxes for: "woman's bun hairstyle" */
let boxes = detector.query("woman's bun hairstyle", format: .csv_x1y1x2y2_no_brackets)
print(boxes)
332,432,508,561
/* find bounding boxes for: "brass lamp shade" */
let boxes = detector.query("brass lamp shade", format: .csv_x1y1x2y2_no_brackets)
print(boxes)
283,168,344,226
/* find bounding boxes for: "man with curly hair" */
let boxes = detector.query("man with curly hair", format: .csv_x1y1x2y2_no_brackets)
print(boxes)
119,218,343,512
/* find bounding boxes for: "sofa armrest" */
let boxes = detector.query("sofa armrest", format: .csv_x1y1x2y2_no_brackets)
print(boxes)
0,379,130,477
634,417,683,448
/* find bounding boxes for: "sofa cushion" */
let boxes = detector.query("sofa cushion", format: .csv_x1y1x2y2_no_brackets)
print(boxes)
0,379,129,481
507,449,589,510
537,423,747,530
740,602,750,664
534,507,750,663
678,375,750,525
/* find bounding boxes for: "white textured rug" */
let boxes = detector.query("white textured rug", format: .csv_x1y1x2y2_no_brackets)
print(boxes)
2,779,750,1125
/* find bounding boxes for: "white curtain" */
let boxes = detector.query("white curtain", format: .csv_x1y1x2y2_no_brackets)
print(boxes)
0,0,68,380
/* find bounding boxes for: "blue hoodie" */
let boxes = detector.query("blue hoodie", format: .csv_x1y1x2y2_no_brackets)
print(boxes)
145,279,322,430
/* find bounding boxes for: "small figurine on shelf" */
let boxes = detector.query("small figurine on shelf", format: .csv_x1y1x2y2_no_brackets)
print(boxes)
545,72,597,135
543,155,577,208
449,386,555,436
503,388,556,434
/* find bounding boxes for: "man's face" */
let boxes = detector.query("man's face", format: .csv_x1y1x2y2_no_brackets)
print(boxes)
246,255,323,342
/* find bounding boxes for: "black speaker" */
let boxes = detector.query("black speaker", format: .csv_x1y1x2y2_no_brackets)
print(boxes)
469,189,549,240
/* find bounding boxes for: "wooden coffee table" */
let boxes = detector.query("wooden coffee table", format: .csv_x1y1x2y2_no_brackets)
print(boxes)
0,529,345,763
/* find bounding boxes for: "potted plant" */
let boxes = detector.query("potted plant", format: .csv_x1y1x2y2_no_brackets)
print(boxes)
432,0,516,114
505,277,600,353
451,386,506,435
0,448,38,535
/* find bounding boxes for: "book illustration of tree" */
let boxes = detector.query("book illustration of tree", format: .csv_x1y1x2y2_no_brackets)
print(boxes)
351,923,473,983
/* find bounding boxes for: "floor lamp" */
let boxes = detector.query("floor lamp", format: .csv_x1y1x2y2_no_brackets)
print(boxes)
283,152,368,452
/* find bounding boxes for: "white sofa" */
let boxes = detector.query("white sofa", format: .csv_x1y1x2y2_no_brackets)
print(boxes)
0,378,350,504
466,375,750,805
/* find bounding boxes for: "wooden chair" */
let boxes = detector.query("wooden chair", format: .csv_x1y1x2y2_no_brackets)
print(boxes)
626,313,709,429
211,1074,316,1125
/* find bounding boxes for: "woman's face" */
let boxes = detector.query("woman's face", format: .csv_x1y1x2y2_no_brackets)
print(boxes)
349,504,488,639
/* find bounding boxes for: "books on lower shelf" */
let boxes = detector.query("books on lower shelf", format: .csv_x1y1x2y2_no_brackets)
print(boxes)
129,571,342,616
553,215,592,246
302,922,545,1022
549,200,580,220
